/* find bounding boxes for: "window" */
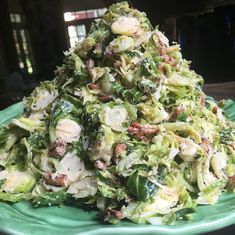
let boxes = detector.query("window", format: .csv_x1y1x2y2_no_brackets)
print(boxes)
64,8,107,22
64,8,107,48
68,25,86,47
10,13,34,74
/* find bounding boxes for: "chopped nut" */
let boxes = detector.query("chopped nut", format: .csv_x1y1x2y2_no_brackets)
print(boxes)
127,126,140,134
201,138,212,155
114,143,126,156
134,131,148,141
219,99,225,107
128,122,159,141
49,139,67,158
229,143,235,151
212,106,218,114
107,208,123,219
142,125,159,135
199,93,205,106
98,94,113,102
131,122,142,129
171,105,184,119
88,83,100,90
44,172,68,187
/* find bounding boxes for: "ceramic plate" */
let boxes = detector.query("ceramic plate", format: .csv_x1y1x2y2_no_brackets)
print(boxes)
0,100,234,235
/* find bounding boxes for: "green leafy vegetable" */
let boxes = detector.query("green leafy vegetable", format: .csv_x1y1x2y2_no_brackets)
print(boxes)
33,191,68,207
127,171,157,201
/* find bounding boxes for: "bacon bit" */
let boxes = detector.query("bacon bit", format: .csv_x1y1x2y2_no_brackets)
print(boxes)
98,94,113,102
94,160,107,170
212,106,218,114
87,83,100,90
171,105,184,119
106,208,123,219
44,172,68,187
49,139,67,158
201,138,212,155
199,93,205,106
114,143,126,156
128,122,159,141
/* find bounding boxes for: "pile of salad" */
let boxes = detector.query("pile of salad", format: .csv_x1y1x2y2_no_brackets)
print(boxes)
0,1,235,225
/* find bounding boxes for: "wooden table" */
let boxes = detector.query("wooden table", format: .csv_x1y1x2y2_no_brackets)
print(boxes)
203,82,235,101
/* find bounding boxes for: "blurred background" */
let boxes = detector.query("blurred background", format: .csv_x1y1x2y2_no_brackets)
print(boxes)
0,0,235,110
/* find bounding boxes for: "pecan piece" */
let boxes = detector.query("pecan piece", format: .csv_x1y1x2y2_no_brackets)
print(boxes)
127,126,140,134
98,94,113,102
199,93,205,106
49,139,67,158
142,125,159,135
128,122,158,141
212,106,218,114
171,105,184,119
44,172,68,187
134,131,148,141
229,143,235,151
201,137,212,155
107,208,123,219
219,99,225,107
87,83,100,90
114,143,126,156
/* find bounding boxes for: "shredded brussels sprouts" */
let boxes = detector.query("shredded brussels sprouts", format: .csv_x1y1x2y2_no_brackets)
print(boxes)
0,1,234,226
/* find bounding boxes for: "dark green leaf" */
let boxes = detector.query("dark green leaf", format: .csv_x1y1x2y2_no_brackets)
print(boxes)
126,171,157,201
28,132,49,151
112,82,145,104
137,79,156,95
176,112,188,122
33,191,67,207
219,128,234,144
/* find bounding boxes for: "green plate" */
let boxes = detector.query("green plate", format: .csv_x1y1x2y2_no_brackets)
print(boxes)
0,101,235,235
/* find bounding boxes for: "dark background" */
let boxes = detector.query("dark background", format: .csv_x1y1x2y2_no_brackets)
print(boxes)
0,1,234,234
0,0,235,110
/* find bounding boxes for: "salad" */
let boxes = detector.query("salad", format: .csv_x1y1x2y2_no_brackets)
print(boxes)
0,1,235,225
